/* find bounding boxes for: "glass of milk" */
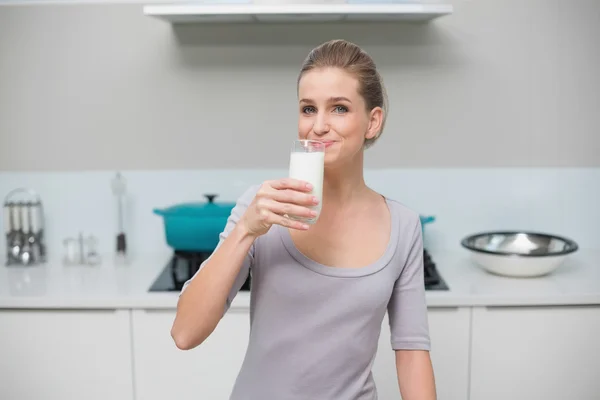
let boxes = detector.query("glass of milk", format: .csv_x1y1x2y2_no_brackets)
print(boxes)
288,139,325,224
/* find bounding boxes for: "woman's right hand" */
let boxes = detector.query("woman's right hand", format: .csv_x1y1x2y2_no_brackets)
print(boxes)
240,178,319,237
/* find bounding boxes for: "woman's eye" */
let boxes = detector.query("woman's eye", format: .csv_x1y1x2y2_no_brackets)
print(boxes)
334,105,348,113
302,106,316,114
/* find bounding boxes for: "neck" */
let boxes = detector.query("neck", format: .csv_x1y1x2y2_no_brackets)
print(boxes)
322,151,368,206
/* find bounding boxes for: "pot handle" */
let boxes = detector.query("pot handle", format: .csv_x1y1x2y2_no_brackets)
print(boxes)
204,194,218,203
420,215,436,225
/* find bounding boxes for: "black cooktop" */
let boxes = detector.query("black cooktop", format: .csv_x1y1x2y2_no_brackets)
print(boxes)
423,249,449,291
149,249,449,292
148,250,251,293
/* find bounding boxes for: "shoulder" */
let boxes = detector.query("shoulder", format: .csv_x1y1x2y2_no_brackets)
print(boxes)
384,197,422,237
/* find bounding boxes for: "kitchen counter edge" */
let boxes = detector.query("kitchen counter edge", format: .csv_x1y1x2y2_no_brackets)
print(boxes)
1,250,599,310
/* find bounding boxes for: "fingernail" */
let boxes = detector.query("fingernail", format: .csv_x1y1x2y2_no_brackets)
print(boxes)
310,210,318,217
306,183,313,190
302,224,310,229
312,196,319,204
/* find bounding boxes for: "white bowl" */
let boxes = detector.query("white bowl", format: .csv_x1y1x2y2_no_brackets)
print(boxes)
461,231,579,278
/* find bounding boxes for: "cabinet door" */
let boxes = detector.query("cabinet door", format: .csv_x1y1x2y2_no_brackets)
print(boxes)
470,305,600,400
0,309,134,400
372,307,471,400
132,309,250,400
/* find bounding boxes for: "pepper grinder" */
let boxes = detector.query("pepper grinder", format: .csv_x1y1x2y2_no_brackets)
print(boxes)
111,172,129,265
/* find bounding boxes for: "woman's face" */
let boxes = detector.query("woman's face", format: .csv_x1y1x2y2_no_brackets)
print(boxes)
297,67,383,167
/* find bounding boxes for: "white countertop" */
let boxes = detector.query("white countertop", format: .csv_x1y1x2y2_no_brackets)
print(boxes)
1,250,599,310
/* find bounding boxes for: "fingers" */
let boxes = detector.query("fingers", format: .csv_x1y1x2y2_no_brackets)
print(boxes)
257,181,318,207
267,178,313,192
258,207,310,231
259,198,316,220
275,214,310,230
269,189,318,207
251,178,319,232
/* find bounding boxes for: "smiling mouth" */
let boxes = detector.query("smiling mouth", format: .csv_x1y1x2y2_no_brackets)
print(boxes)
320,140,338,148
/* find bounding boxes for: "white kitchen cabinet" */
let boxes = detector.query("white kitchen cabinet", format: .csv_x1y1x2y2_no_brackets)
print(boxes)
372,307,471,400
0,309,134,400
470,305,600,400
131,308,250,400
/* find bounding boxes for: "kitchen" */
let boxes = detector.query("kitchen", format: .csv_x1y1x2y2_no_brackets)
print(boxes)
1,0,600,399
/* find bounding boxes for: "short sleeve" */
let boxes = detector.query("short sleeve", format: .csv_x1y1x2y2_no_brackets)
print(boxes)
180,185,260,313
387,217,431,351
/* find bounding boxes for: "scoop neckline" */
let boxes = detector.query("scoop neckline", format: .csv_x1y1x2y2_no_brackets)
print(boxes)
277,197,399,278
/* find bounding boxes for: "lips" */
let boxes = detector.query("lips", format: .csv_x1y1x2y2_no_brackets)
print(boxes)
320,140,338,148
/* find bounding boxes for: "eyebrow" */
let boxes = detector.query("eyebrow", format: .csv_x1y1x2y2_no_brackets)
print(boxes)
299,96,352,104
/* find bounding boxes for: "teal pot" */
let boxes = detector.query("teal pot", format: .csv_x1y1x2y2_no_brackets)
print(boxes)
153,194,235,252
154,195,435,252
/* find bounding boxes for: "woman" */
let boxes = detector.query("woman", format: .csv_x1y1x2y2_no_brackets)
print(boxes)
171,39,436,400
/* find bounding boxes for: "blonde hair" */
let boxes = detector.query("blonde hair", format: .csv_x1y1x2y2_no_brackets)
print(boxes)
298,39,388,148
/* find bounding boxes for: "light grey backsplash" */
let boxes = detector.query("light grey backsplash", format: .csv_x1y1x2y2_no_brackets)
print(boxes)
1,0,599,170
1,168,599,265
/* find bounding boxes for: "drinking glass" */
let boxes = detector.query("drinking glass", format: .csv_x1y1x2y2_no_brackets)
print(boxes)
288,139,325,224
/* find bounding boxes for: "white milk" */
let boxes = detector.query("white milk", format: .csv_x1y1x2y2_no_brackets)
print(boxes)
288,151,325,224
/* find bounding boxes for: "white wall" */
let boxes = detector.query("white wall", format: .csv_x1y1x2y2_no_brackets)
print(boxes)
1,1,599,265
1,0,599,170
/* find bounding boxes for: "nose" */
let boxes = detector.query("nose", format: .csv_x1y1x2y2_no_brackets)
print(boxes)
312,112,330,136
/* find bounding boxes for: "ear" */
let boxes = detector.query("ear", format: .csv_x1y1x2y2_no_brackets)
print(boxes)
365,107,384,140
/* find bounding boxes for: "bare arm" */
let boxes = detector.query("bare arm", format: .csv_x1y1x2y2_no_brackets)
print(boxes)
396,350,436,400
170,179,316,351
171,223,255,350
388,215,435,398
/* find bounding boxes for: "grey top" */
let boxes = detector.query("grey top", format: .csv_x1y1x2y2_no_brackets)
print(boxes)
182,185,430,400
